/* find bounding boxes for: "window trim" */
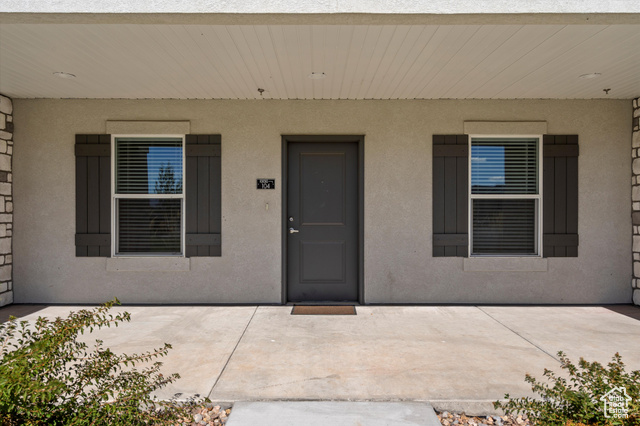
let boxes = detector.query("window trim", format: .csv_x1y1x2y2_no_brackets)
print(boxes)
468,134,543,258
110,134,186,258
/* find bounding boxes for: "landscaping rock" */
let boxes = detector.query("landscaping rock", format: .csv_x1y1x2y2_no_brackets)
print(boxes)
179,404,231,426
436,411,531,426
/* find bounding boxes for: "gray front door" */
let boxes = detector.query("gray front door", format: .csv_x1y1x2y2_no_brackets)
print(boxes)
287,142,359,302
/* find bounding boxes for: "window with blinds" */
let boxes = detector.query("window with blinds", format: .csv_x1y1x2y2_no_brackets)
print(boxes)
114,137,184,256
470,137,540,256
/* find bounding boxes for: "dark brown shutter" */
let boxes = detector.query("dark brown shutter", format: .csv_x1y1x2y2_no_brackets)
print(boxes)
433,135,469,257
543,135,579,257
75,134,111,257
185,135,221,257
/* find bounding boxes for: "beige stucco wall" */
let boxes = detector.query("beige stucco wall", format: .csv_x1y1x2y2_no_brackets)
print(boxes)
13,99,632,304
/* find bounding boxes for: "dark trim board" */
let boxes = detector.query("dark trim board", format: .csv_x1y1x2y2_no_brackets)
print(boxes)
281,135,365,305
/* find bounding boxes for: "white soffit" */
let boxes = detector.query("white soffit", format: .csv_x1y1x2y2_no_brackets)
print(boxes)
0,23,639,99
2,0,640,14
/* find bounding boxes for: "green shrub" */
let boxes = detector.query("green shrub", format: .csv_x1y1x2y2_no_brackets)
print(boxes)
494,351,640,426
0,299,205,425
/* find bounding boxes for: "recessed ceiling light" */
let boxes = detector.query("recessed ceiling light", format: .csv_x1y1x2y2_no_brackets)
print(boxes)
308,72,326,80
53,72,76,79
579,73,601,80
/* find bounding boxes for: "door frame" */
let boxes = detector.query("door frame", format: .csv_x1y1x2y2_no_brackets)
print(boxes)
281,135,365,305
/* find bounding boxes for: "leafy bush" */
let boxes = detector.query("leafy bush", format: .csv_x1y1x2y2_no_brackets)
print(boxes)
0,299,205,425
494,351,640,426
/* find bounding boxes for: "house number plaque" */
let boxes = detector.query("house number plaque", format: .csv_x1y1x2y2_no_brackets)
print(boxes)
257,179,276,189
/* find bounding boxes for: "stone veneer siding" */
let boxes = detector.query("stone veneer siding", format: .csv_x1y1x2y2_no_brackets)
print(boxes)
0,95,12,307
633,97,640,305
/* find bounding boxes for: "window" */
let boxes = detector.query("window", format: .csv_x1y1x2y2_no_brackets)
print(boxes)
113,136,184,256
75,133,221,259
470,137,540,256
432,133,577,259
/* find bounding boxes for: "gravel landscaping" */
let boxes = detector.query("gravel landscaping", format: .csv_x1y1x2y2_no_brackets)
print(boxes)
177,405,532,425
178,405,232,426
437,411,531,426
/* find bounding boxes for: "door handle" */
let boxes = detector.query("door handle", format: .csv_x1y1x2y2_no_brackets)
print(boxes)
289,227,299,234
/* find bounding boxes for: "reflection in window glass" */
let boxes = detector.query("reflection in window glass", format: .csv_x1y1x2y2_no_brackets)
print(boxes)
114,137,184,256
470,137,540,256
116,139,183,194
471,138,538,195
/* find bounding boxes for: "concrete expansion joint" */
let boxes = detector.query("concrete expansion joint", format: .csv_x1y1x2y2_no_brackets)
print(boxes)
476,306,561,363
207,306,259,397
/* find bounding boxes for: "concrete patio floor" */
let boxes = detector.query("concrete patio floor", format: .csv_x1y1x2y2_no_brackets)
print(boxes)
2,304,640,415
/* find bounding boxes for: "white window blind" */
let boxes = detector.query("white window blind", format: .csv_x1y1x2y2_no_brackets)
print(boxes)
116,138,183,194
471,138,538,195
470,137,540,256
114,137,184,256
472,199,536,255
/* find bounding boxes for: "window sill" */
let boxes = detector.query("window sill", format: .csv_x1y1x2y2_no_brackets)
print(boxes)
463,257,548,272
106,257,191,272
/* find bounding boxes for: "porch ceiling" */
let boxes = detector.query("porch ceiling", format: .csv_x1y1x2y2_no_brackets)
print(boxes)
0,22,639,100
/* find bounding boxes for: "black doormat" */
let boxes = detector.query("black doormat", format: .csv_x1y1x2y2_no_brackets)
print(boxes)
291,305,357,315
